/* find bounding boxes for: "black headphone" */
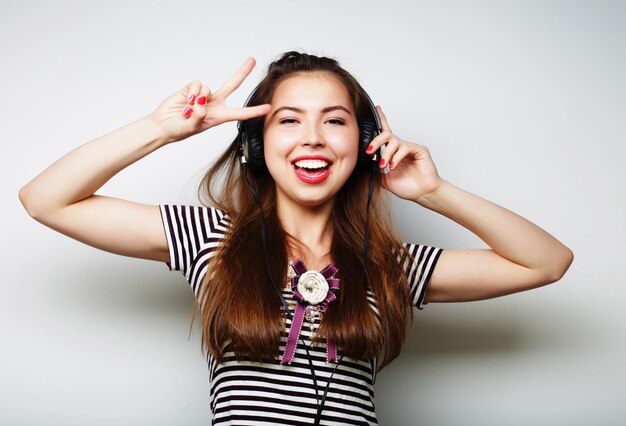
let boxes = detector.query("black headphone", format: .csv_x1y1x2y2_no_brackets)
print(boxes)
237,85,382,172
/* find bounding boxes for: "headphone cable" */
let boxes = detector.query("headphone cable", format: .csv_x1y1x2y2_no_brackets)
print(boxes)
242,162,346,425
241,159,377,424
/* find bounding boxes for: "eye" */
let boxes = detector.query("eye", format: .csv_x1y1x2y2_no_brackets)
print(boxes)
326,119,345,125
279,118,299,125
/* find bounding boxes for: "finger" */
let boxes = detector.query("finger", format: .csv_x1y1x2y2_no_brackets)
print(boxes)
185,79,202,105
181,80,202,119
221,104,272,123
215,57,256,99
365,130,392,156
379,138,400,169
197,84,212,104
376,105,392,133
193,84,212,118
387,145,410,170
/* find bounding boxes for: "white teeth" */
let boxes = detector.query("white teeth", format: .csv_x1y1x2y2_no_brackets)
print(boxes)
294,159,329,169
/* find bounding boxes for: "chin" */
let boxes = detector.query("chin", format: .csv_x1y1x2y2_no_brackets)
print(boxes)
296,194,335,207
278,189,337,209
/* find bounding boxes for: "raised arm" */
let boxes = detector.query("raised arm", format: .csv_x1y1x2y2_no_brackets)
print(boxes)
369,105,573,303
18,58,270,263
19,116,171,262
411,181,573,302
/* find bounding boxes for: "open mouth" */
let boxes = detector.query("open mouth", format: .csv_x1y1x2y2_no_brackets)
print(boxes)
292,159,332,183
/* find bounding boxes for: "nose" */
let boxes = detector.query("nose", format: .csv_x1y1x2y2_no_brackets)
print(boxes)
301,123,325,147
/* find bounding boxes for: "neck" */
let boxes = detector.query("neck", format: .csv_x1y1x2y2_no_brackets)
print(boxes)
276,196,334,267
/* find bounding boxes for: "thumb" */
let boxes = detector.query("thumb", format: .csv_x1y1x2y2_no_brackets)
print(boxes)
379,172,390,191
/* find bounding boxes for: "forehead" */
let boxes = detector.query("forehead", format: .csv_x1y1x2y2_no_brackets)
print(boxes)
270,72,353,111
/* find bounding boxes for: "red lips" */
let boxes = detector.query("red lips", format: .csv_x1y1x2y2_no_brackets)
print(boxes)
291,155,333,184
293,164,332,184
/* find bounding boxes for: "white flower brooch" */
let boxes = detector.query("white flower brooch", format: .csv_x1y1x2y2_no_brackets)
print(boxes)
297,270,330,305
281,259,341,365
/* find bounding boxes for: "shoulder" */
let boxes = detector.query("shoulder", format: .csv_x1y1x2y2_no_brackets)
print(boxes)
396,242,443,261
158,204,232,277
159,204,231,239
398,242,444,280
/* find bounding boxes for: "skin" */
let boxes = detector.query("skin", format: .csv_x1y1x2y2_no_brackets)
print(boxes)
18,57,573,304
369,107,574,302
262,72,360,267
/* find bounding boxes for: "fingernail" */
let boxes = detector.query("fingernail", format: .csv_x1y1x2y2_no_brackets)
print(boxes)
389,161,394,169
188,94,195,104
366,145,373,153
183,107,193,117
197,96,207,105
379,158,386,168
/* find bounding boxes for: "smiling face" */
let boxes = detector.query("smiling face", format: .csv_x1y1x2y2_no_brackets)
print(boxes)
263,72,360,210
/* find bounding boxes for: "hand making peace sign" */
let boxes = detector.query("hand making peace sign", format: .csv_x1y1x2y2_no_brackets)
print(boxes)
150,58,271,144
370,105,445,203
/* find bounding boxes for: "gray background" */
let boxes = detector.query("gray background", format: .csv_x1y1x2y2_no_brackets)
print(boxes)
3,0,624,424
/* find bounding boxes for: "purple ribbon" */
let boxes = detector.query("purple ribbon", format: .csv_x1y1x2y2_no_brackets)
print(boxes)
280,260,340,365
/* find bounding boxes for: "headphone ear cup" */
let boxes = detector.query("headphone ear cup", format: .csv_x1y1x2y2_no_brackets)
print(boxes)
243,120,267,173
357,118,378,169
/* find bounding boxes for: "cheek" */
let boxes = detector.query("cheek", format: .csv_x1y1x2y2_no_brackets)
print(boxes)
262,133,290,174
331,132,360,164
263,126,292,147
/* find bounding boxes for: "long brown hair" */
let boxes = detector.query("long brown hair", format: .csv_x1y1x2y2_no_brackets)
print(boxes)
192,51,415,372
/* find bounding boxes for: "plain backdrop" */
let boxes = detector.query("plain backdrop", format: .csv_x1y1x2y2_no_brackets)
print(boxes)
2,1,624,425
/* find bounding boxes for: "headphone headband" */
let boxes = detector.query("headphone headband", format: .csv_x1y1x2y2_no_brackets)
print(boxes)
237,82,382,172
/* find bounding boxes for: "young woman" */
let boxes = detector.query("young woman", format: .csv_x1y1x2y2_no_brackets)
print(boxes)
19,51,573,425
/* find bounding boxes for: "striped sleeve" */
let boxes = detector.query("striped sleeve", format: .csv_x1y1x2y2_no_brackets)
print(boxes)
401,243,444,310
158,204,230,295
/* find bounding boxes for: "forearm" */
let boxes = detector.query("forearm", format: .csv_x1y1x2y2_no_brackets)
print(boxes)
19,115,167,216
416,180,573,277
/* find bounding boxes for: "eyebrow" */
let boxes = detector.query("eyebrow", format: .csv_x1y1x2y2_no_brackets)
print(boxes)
269,105,352,120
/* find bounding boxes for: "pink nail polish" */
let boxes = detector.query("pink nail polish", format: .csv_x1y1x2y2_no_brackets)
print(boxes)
389,161,394,169
379,158,385,168
188,94,195,104
183,107,193,117
197,96,207,105
366,145,373,153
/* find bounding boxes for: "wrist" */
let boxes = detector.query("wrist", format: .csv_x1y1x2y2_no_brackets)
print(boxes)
144,114,176,146
414,179,452,209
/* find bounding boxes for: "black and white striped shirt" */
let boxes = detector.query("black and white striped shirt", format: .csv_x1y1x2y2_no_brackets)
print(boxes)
159,204,443,425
